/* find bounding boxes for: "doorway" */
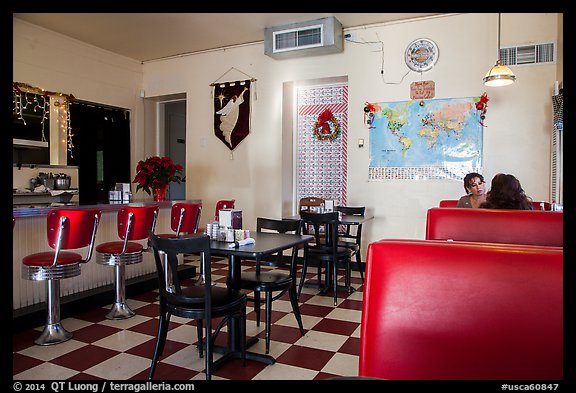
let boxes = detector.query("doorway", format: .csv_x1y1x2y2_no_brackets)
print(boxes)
163,101,186,200
67,101,131,203
295,80,348,207
142,94,187,201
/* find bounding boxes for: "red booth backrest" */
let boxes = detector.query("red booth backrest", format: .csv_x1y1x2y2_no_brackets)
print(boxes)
426,207,563,247
359,239,563,380
438,199,457,207
531,201,552,210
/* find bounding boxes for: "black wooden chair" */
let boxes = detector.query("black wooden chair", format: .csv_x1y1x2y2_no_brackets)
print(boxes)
148,233,247,380
335,206,366,283
299,197,325,212
298,211,353,306
238,218,305,354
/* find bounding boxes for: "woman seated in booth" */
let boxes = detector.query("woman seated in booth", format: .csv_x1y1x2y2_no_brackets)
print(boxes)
456,172,486,208
480,173,534,210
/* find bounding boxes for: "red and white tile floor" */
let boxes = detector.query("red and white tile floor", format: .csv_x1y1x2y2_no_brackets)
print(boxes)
13,257,364,380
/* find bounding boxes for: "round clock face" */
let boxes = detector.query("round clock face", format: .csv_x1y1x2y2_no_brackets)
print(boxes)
405,38,439,72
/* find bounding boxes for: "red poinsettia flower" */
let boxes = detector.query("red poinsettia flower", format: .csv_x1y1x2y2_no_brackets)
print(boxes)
132,155,184,195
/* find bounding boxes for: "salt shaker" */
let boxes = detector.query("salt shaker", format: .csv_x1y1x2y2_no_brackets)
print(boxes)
226,228,234,242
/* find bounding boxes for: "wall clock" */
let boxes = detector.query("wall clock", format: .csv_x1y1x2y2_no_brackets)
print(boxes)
405,38,439,72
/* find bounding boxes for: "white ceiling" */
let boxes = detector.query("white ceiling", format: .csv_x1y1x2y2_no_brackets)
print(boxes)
13,13,445,62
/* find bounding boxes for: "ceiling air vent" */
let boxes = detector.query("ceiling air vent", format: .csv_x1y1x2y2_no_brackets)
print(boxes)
500,42,556,66
265,17,343,59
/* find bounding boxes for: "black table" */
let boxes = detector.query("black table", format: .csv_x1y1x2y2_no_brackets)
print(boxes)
208,231,314,367
285,213,374,225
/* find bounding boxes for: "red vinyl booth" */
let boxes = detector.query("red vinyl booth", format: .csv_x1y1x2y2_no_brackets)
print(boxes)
438,199,457,207
359,239,563,380
426,207,563,247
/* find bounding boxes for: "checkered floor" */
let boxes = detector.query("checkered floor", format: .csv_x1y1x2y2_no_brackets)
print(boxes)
13,256,364,380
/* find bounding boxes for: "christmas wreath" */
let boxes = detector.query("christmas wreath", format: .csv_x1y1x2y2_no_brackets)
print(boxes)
312,109,341,141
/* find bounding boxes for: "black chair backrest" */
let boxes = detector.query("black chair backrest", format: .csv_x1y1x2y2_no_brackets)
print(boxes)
149,233,213,313
299,211,340,253
335,206,365,216
335,206,365,238
257,217,301,235
256,217,301,270
299,197,325,212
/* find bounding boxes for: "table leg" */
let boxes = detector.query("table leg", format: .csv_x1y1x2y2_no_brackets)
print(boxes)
212,254,276,370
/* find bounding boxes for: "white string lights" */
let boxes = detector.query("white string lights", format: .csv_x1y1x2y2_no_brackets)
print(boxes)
13,82,76,154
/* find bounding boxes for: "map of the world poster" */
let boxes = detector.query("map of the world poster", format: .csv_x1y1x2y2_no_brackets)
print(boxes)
367,97,483,181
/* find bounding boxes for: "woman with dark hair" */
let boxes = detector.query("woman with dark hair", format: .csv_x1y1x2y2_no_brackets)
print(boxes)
480,173,534,210
456,172,486,208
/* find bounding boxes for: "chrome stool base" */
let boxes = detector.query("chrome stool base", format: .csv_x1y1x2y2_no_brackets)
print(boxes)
27,278,72,346
106,302,135,320
34,322,73,346
97,250,143,320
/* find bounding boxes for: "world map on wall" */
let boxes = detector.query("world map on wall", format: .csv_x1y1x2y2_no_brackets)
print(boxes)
367,97,483,180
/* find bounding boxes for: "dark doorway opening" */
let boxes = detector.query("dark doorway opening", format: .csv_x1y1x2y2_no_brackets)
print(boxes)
67,101,131,204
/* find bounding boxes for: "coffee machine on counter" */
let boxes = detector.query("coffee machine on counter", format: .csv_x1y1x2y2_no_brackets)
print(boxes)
108,183,132,204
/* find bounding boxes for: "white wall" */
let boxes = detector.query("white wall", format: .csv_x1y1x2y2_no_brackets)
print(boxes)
13,13,562,255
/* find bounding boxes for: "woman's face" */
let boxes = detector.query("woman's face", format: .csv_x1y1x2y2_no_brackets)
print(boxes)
467,176,485,196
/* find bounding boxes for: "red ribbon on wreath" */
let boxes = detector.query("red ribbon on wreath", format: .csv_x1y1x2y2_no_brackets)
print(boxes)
312,109,341,141
475,92,489,127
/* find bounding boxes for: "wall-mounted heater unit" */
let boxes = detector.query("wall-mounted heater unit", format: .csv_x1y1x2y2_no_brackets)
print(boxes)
264,17,343,59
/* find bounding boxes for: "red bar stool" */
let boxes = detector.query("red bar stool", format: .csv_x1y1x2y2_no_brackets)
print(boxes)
158,202,202,238
156,202,202,289
22,208,101,345
214,199,235,221
96,205,159,319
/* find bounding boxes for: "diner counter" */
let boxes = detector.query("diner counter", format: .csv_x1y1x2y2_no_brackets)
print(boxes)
13,199,201,218
12,199,201,311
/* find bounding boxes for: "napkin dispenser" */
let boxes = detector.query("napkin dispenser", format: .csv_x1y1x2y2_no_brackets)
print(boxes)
219,209,243,229
324,200,335,212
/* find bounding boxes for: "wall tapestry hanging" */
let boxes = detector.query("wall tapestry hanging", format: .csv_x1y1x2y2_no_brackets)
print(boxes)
211,68,256,152
366,96,483,181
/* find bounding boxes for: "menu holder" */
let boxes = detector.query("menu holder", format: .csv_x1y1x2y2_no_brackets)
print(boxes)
219,209,243,229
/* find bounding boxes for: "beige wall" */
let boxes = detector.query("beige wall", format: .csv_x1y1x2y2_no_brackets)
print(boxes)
13,13,562,255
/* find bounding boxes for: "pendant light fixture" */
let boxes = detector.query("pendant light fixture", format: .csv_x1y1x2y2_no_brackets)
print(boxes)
483,13,516,87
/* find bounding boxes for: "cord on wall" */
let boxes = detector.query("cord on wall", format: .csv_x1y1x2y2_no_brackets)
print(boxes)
345,32,410,84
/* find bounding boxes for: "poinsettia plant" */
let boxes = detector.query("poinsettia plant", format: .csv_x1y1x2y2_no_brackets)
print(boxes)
133,156,184,195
